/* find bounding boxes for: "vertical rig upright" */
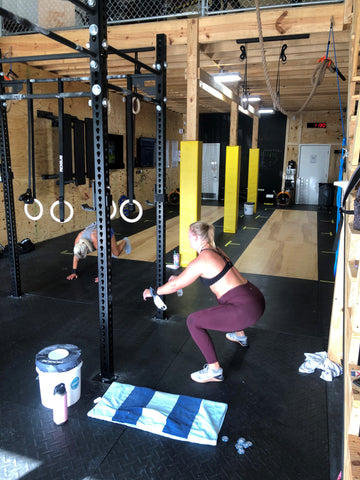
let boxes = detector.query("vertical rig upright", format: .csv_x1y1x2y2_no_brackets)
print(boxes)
155,34,167,319
88,0,114,381
126,75,135,211
0,61,21,297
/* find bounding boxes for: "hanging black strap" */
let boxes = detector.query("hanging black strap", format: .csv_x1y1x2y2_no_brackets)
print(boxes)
19,80,35,204
27,80,35,198
63,114,73,182
275,44,287,102
333,164,360,250
239,45,246,61
73,119,86,186
85,117,95,180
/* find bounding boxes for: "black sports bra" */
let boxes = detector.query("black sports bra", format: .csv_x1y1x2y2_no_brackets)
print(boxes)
200,248,233,287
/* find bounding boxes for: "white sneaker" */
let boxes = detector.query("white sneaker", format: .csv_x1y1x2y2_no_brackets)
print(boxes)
123,237,131,254
226,332,248,347
190,364,224,383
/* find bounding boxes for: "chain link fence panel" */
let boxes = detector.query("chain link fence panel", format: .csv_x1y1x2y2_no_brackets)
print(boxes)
0,0,341,35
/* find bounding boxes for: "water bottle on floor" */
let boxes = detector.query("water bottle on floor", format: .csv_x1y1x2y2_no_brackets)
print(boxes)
53,383,68,425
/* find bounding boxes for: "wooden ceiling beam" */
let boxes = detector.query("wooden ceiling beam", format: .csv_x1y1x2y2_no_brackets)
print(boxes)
0,2,349,115
0,3,345,56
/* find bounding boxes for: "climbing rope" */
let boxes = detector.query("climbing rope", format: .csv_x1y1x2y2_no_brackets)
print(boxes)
255,0,331,117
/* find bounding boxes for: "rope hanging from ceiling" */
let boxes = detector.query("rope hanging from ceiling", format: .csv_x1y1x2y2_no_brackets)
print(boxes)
254,0,331,117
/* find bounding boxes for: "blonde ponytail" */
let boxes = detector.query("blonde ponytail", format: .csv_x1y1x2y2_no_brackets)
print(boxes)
189,221,216,248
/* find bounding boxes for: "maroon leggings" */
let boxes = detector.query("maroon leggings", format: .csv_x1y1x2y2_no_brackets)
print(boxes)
186,282,265,364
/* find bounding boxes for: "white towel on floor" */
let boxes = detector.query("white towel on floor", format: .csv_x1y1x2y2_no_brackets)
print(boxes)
299,351,343,381
87,382,228,446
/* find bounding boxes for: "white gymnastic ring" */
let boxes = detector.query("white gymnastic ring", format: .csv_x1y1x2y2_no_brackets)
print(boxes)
132,97,141,115
110,200,117,219
24,198,44,221
119,199,143,223
50,200,74,223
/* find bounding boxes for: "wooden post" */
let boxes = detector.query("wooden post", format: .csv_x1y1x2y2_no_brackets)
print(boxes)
229,101,238,146
185,18,199,141
178,18,201,267
252,115,259,149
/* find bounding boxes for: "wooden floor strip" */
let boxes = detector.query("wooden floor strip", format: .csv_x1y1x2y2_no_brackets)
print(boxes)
113,205,224,263
91,207,317,280
235,209,318,280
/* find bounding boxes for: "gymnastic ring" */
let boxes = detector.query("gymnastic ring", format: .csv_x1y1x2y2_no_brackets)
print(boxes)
119,199,143,223
50,200,74,223
132,97,141,115
110,200,117,220
24,198,44,221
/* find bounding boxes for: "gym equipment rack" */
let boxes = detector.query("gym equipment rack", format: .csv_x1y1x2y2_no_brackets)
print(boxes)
0,0,167,381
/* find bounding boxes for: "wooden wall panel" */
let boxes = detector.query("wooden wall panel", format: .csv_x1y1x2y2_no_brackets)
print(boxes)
287,114,302,146
300,111,343,144
285,110,345,185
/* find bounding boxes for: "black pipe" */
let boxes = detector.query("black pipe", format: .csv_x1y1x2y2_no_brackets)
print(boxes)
0,53,88,64
0,91,91,101
236,33,310,44
108,45,157,75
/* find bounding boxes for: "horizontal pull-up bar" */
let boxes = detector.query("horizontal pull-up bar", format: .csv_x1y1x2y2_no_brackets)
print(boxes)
0,7,96,59
236,33,310,44
0,91,91,101
107,45,158,75
107,83,154,103
0,76,90,86
0,74,149,86
1,76,156,101
118,46,155,54
0,53,89,64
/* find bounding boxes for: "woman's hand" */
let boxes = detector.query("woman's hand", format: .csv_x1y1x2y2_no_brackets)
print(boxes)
143,288,152,300
66,273,78,281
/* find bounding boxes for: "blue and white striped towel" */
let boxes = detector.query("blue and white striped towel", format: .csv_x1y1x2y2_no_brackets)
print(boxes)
87,382,228,446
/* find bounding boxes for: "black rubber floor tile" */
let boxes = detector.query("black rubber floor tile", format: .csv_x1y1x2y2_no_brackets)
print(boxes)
0,399,122,480
0,204,340,480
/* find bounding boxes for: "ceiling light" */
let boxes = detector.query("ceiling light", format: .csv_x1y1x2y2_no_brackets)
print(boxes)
248,96,261,102
213,72,241,83
258,108,274,114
